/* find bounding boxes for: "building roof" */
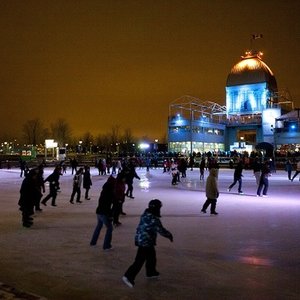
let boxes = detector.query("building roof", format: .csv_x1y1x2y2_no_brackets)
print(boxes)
276,108,300,121
226,51,277,91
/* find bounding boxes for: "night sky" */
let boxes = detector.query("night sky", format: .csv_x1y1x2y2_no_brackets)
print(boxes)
1,0,299,141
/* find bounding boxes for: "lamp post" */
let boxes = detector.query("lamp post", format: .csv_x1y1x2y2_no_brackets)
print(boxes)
79,140,82,153
154,139,158,151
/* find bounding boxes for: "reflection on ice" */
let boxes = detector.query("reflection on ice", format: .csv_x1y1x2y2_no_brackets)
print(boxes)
237,256,274,266
139,174,151,192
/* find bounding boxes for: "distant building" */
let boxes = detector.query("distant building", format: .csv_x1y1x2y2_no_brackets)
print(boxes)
275,109,300,153
168,50,295,155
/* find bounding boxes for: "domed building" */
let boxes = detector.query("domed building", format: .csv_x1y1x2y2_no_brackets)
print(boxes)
225,50,282,152
226,50,277,116
168,49,294,155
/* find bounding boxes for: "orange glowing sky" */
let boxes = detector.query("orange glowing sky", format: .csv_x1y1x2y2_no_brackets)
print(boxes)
1,0,299,140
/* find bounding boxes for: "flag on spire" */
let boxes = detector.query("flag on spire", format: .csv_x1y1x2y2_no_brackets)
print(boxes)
252,34,263,40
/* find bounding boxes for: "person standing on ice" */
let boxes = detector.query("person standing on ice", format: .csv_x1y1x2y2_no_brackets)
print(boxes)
41,166,61,207
201,168,219,215
124,161,140,199
70,168,84,204
227,160,244,194
291,160,300,181
18,169,39,227
83,165,92,200
252,157,262,185
122,199,173,288
199,157,206,181
285,159,293,181
257,161,271,197
90,175,116,250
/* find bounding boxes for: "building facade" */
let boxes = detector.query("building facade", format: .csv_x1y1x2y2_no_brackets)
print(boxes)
168,50,295,155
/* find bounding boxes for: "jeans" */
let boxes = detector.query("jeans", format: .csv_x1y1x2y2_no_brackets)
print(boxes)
124,246,157,281
229,178,242,192
257,177,269,196
90,214,113,249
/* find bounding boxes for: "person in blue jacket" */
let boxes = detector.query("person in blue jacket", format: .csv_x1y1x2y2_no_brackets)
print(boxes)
122,199,173,288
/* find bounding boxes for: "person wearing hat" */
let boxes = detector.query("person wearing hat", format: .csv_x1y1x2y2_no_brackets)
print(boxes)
201,168,219,215
122,199,173,288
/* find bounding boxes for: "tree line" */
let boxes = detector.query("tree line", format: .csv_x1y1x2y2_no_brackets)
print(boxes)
1,118,166,154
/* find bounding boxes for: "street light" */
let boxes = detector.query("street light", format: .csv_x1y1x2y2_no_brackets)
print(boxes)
79,140,82,153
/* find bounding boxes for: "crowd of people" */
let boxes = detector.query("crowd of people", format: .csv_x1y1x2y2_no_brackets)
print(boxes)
16,153,300,288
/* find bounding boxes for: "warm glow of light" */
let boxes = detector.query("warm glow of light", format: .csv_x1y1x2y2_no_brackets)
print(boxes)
231,57,274,75
234,58,261,71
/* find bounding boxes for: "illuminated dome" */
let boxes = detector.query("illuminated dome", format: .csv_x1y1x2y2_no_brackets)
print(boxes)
226,51,277,92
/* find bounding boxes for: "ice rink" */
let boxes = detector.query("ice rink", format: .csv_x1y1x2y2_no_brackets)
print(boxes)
0,165,299,300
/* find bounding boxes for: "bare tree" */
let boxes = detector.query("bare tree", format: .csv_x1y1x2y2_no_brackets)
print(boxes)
121,128,136,154
95,133,110,153
108,125,120,152
22,118,45,145
82,131,94,153
50,118,72,147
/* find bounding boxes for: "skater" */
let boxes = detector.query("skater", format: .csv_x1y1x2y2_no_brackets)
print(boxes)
199,157,206,181
83,165,92,200
228,160,244,194
125,162,140,199
41,166,61,207
70,168,84,204
252,157,262,185
170,160,179,185
201,168,219,215
112,172,126,226
285,159,293,181
70,158,78,175
19,159,28,178
257,161,271,197
122,199,173,288
18,169,39,227
90,176,116,250
34,164,45,212
291,160,300,181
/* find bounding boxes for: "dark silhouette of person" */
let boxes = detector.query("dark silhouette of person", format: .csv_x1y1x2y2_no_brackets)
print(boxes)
90,176,116,250
18,169,38,227
70,168,84,204
124,162,140,199
41,166,61,206
228,160,244,194
257,161,271,197
112,172,126,226
34,164,45,212
83,165,92,200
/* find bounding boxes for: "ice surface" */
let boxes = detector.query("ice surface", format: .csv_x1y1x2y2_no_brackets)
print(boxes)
0,166,299,300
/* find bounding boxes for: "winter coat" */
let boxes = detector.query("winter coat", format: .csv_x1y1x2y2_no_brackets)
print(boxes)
135,209,172,247
113,179,126,205
83,171,92,189
18,174,39,214
96,176,116,217
44,170,60,191
233,162,243,179
125,167,140,184
73,173,83,188
206,168,219,199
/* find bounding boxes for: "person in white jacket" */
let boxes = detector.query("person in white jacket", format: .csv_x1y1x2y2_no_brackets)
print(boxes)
201,168,219,215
